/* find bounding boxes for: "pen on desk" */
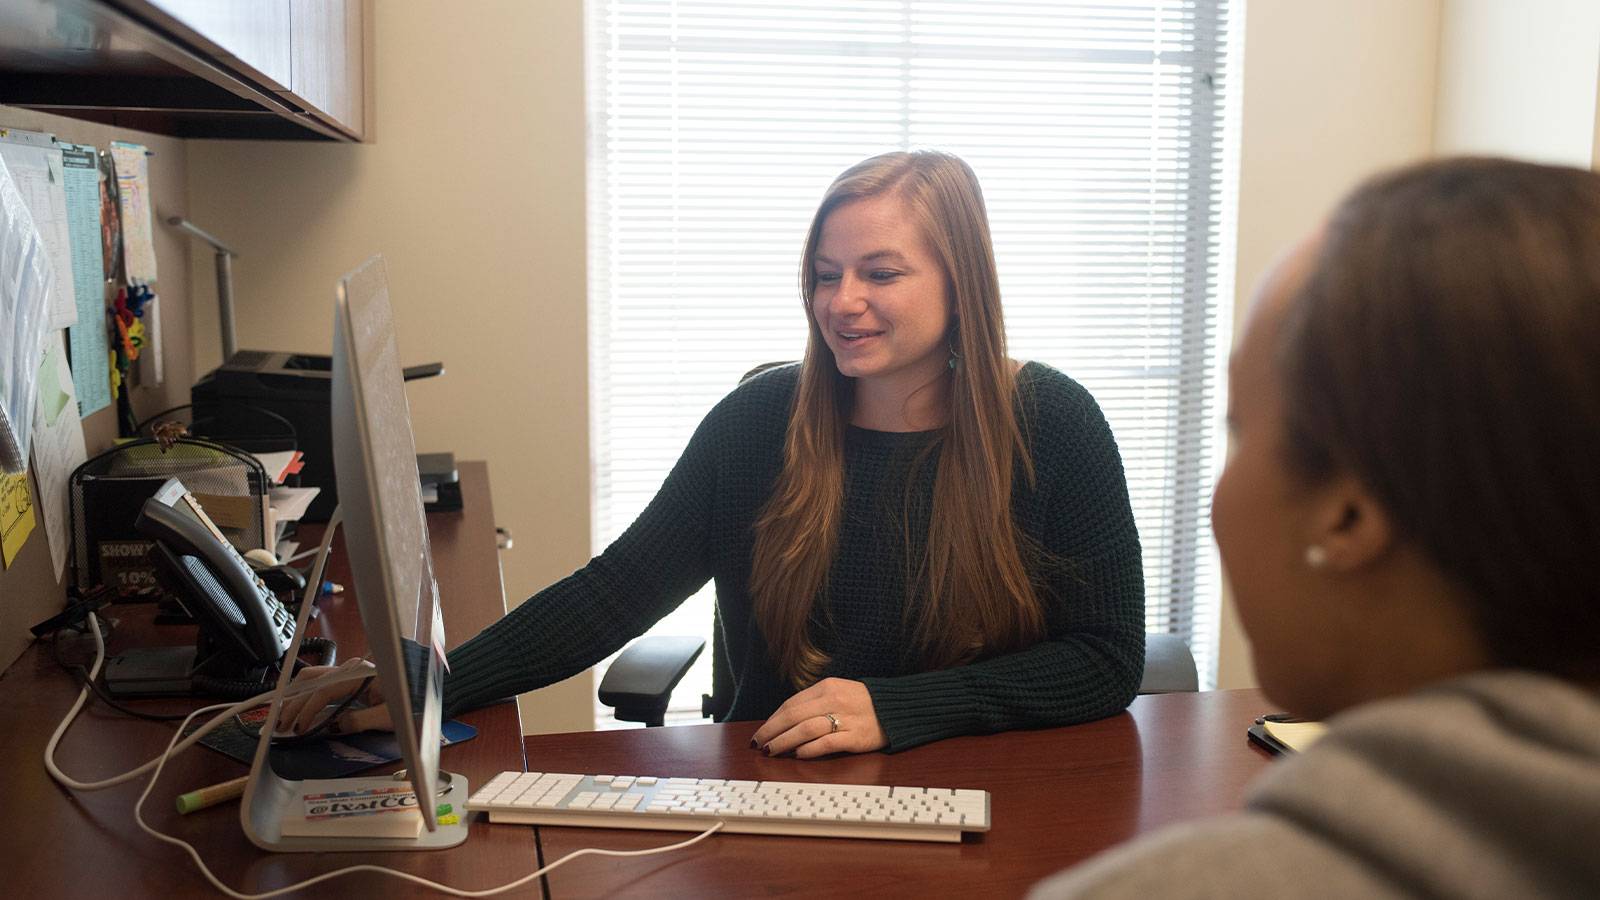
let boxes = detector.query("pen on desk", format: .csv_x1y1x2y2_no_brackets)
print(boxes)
176,774,249,814
321,581,344,596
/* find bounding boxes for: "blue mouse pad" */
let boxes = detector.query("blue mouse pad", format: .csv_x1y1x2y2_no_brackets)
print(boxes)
190,704,477,780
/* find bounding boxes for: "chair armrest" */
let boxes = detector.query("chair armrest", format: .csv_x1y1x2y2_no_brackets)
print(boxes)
598,635,705,726
1139,633,1199,694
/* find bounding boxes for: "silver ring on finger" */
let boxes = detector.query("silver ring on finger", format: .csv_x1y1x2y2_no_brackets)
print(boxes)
824,712,840,734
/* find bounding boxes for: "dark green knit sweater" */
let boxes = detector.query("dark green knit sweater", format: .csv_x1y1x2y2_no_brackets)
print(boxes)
444,362,1145,751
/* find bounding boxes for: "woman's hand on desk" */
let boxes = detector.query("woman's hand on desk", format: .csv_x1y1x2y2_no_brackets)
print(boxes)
278,659,393,735
752,677,887,758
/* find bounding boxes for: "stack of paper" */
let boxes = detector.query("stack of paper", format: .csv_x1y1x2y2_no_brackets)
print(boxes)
249,450,319,554
253,450,304,483
1,148,59,474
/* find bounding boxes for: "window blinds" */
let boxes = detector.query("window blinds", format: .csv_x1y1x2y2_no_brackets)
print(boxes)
586,0,1234,718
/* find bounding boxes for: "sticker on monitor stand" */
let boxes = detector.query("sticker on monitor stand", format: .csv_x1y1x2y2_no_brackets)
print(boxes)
302,785,419,820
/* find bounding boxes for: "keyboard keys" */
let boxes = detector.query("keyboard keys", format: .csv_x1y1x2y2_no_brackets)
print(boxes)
464,772,990,842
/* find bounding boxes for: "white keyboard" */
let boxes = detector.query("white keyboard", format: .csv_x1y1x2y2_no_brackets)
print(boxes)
465,772,991,843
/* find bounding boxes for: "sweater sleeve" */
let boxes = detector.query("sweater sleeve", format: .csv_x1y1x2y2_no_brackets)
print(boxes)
860,381,1146,751
441,400,726,718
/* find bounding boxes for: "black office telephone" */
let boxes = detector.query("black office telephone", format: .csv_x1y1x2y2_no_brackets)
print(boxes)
103,479,302,698
137,479,297,666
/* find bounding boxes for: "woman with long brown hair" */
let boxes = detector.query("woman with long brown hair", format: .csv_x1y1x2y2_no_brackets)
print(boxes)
1036,158,1600,896
743,150,1144,754
285,150,1146,755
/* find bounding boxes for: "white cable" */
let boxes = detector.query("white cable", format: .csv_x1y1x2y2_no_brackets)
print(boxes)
49,611,723,897
49,510,354,792
131,716,723,900
281,546,322,565
43,612,371,792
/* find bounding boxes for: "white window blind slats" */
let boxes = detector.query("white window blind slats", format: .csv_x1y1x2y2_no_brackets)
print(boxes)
588,0,1231,725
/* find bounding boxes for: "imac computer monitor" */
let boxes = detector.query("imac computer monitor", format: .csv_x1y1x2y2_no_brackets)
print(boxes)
331,254,447,831
241,254,461,852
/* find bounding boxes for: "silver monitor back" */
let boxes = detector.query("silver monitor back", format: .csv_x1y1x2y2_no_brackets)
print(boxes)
238,256,464,853
331,254,446,831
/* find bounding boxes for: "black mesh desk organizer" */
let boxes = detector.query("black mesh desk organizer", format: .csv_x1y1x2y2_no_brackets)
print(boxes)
69,437,270,598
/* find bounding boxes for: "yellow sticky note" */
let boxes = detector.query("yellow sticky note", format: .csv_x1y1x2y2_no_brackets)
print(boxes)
1,472,37,569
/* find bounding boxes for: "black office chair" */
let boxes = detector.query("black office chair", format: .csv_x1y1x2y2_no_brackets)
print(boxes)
597,634,710,727
600,630,1199,727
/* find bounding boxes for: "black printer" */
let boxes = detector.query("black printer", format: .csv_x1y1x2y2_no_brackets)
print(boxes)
191,350,444,521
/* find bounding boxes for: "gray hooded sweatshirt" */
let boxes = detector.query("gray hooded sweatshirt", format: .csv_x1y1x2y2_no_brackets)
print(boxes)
1032,671,1600,899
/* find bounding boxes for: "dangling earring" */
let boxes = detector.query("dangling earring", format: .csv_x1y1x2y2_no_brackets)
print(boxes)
1304,545,1328,568
947,333,962,370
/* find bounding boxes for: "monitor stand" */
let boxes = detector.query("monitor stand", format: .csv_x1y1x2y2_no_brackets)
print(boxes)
238,508,469,852
241,766,470,852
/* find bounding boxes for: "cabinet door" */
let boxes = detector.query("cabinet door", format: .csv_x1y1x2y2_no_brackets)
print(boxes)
288,0,364,139
141,0,293,89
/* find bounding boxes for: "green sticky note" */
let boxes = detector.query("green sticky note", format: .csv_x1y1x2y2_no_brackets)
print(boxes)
37,344,72,427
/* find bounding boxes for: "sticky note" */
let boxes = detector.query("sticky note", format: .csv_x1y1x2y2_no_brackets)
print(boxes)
36,345,71,427
1,472,36,568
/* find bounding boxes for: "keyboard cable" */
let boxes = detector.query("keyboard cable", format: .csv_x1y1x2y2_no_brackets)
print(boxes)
46,611,723,898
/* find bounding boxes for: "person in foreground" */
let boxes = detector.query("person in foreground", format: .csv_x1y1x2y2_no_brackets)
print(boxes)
288,150,1145,755
1035,157,1600,898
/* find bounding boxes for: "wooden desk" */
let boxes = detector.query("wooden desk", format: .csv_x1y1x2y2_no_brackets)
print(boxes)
527,690,1274,899
1,462,537,898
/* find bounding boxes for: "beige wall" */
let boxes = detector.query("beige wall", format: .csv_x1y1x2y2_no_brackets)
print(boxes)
184,0,594,732
1434,0,1600,166
1215,0,1443,689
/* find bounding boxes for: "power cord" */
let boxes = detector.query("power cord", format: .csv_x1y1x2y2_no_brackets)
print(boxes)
43,611,372,792
46,611,724,898
134,709,724,899
49,617,197,723
45,611,338,718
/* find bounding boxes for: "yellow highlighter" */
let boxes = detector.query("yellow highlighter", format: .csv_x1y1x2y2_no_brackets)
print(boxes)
176,775,250,814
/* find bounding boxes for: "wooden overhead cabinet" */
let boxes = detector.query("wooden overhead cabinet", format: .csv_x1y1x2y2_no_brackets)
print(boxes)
286,0,365,140
0,0,371,141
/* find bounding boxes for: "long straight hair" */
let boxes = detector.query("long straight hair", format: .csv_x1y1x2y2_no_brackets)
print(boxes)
749,151,1046,688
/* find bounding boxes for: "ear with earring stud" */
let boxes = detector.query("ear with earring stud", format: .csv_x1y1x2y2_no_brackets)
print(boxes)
1304,545,1328,568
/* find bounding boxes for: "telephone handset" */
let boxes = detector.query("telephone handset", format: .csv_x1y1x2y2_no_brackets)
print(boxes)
135,479,295,667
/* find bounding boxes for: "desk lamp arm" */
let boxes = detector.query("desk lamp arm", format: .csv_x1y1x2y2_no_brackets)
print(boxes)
165,216,240,361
